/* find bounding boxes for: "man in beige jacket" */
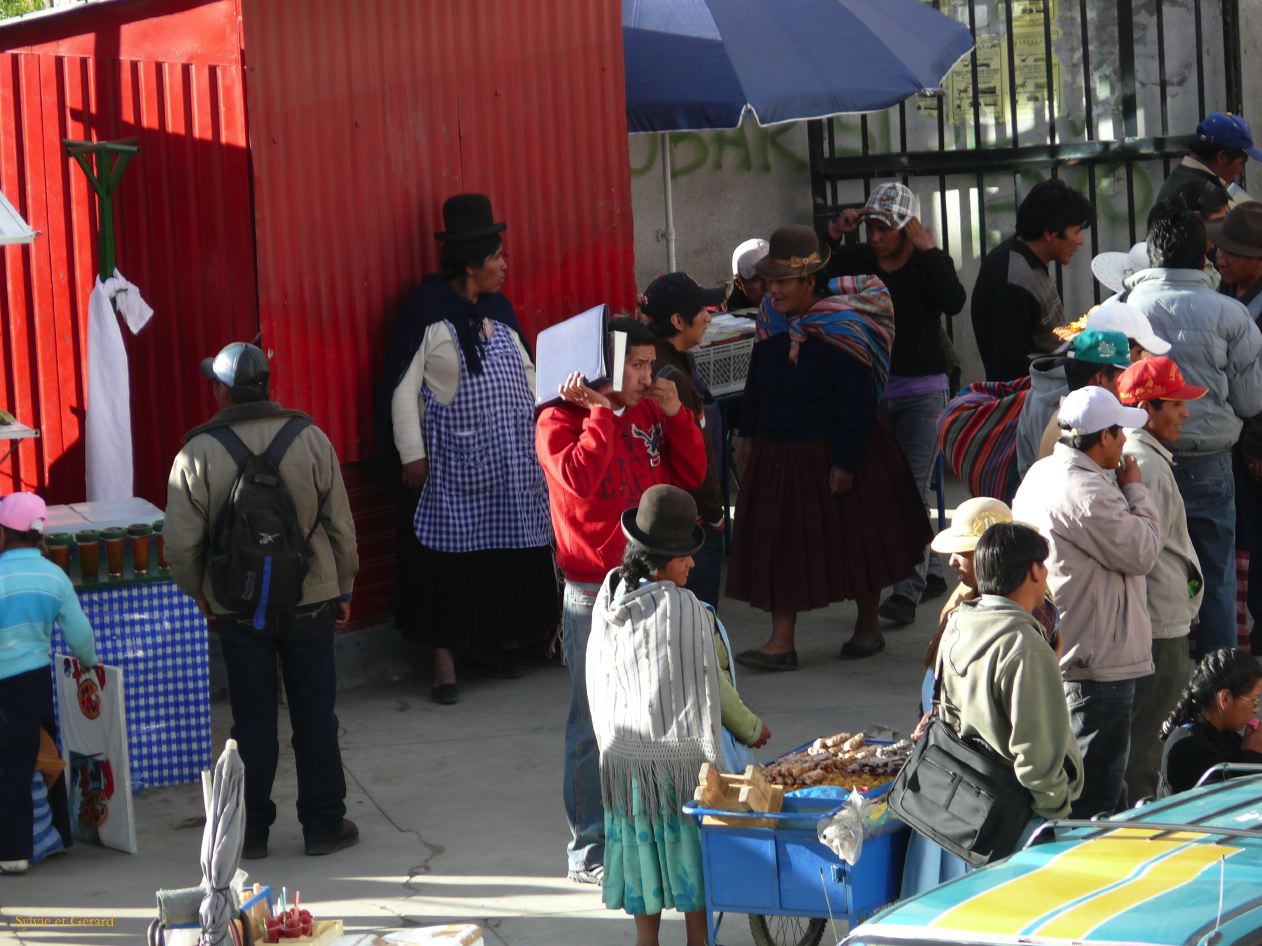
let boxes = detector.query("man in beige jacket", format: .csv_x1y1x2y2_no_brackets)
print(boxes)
1117,357,1207,800
166,342,359,860
1013,386,1161,818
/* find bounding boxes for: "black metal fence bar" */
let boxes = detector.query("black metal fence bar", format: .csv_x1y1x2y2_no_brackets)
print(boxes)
816,135,1195,181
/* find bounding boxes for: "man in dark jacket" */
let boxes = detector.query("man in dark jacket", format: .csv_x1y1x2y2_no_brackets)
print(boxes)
970,180,1092,382
166,342,360,860
641,272,727,608
1155,112,1260,210
826,183,966,624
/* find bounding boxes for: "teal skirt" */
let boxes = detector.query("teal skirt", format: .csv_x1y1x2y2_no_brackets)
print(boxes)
603,776,706,915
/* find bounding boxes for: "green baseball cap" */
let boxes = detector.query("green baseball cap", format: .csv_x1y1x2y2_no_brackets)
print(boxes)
1067,328,1130,368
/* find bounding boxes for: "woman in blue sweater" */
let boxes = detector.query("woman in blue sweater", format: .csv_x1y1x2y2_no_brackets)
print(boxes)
0,492,98,874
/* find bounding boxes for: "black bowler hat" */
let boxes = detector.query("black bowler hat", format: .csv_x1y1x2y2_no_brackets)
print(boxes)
621,485,705,558
433,193,507,243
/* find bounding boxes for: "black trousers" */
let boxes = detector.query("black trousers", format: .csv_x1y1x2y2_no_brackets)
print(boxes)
217,603,346,840
0,667,70,860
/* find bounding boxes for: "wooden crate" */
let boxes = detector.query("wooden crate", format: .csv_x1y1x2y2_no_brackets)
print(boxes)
693,763,785,828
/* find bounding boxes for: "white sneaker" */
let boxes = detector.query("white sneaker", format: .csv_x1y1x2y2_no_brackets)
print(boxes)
0,860,29,875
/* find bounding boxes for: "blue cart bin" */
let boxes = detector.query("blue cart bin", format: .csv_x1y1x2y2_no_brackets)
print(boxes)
684,793,908,946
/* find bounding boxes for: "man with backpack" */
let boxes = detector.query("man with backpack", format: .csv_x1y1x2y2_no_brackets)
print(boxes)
165,342,359,860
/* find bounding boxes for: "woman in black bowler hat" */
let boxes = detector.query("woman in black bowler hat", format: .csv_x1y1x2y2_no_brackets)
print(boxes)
379,194,556,705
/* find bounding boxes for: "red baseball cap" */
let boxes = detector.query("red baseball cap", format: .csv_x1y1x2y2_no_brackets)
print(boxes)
1117,356,1208,405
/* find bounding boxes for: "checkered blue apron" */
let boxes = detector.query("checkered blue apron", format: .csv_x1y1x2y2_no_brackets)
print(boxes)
413,319,551,552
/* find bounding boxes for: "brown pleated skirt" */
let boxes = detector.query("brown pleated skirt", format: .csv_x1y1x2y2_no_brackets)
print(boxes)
726,420,932,613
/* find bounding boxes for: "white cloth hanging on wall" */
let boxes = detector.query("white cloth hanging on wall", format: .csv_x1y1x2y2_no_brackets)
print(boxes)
85,269,153,501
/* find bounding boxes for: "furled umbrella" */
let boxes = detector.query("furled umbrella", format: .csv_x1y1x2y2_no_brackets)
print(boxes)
198,739,245,946
622,0,975,266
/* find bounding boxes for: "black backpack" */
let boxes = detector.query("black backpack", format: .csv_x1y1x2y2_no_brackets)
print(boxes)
206,417,318,625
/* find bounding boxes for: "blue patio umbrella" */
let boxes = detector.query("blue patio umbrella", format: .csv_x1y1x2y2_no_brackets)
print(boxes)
623,0,974,265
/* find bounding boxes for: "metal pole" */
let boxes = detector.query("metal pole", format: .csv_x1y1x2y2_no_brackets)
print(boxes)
661,131,676,271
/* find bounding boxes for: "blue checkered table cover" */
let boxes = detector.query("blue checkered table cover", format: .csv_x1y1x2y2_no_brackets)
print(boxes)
52,580,212,789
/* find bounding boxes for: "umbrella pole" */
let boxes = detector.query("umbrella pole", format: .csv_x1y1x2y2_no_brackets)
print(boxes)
660,132,676,271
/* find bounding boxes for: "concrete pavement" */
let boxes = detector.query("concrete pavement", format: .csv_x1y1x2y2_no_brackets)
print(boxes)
0,545,958,946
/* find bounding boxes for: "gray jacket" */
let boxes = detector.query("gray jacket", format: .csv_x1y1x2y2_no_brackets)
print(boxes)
1122,428,1203,638
1017,354,1067,478
1012,444,1161,682
1125,268,1262,454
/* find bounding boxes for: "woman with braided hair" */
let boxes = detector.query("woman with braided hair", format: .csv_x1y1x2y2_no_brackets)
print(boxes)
1159,648,1262,796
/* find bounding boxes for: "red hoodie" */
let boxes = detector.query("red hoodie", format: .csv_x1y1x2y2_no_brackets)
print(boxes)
535,400,707,584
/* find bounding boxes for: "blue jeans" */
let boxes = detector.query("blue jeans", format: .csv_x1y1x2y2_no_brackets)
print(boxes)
1173,451,1237,652
218,603,346,840
562,580,604,872
1065,678,1136,818
686,524,724,611
879,391,947,602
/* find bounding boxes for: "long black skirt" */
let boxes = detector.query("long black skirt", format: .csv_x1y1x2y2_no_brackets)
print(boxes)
726,419,932,614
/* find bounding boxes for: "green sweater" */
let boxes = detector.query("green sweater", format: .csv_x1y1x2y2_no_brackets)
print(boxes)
714,626,762,745
938,595,1084,820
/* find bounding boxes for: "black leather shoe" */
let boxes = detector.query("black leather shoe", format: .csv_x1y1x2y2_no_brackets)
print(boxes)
921,574,949,600
840,636,886,660
242,831,268,860
733,648,799,671
878,594,916,626
304,818,359,856
430,683,460,705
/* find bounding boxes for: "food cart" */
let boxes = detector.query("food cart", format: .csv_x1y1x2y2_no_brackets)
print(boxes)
684,736,912,946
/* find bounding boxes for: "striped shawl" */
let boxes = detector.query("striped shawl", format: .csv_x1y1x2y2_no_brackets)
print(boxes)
586,574,721,824
755,274,895,401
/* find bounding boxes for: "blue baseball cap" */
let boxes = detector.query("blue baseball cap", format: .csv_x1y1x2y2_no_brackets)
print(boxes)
201,342,269,390
1196,112,1262,162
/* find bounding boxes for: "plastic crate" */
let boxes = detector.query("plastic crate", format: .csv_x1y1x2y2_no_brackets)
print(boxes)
693,336,755,398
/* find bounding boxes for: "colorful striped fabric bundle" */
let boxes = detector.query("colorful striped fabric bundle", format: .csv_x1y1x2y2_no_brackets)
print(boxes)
937,377,1031,503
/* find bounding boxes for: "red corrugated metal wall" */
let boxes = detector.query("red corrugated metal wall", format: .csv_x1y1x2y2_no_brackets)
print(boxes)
242,0,636,460
0,0,635,625
241,0,637,620
0,0,258,505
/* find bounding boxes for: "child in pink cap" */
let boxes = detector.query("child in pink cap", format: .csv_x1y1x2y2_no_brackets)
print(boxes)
0,492,98,875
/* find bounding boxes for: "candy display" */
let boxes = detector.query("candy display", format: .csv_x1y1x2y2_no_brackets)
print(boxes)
760,732,914,792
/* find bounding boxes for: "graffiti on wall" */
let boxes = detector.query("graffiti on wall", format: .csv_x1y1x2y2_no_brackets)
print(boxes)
630,122,807,179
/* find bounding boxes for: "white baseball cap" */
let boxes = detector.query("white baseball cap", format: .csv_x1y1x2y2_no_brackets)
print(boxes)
1058,386,1148,436
1085,299,1171,355
732,238,770,279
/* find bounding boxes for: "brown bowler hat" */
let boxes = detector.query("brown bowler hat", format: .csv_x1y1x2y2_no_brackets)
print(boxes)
1207,201,1262,258
753,225,831,279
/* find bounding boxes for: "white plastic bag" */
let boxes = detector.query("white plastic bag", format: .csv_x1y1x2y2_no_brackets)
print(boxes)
817,789,867,865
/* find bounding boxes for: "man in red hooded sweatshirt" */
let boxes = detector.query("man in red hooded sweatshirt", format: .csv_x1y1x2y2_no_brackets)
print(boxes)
536,315,707,884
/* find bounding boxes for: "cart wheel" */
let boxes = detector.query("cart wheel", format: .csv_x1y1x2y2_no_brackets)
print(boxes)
748,914,827,946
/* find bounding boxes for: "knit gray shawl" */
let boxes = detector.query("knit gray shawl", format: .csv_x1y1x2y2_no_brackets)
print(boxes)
586,574,721,824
